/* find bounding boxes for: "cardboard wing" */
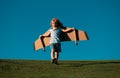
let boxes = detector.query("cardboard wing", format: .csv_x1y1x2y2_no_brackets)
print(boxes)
33,28,88,51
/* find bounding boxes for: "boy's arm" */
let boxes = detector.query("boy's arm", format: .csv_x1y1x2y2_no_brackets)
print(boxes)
62,27,75,32
39,30,50,38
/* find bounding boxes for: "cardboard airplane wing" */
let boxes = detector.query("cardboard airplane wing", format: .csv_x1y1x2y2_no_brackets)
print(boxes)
33,28,88,51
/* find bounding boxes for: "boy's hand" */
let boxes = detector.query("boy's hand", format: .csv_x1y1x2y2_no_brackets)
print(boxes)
71,27,75,30
39,35,43,38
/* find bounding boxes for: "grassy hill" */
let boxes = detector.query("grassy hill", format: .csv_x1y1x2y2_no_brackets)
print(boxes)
0,59,120,78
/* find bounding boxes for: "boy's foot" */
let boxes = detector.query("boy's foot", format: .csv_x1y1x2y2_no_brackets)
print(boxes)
51,58,55,64
54,58,58,65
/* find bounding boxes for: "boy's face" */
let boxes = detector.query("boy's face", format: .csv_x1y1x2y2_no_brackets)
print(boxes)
51,21,57,27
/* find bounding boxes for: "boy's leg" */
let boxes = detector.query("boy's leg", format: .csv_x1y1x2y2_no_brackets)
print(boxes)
55,52,59,60
51,49,55,59
51,49,56,63
55,52,59,64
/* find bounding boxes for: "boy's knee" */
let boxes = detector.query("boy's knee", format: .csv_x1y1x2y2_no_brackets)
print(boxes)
55,52,59,55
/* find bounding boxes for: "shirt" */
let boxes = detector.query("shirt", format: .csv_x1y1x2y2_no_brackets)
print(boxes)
49,27,62,44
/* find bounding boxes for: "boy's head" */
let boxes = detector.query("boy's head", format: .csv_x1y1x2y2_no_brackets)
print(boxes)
50,18,63,28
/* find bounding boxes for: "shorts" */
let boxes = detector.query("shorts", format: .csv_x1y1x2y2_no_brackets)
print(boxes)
50,43,61,52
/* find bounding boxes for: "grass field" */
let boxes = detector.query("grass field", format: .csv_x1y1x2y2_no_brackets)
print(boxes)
0,59,120,78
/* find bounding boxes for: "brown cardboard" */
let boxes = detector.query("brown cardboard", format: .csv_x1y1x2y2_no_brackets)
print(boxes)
34,28,88,51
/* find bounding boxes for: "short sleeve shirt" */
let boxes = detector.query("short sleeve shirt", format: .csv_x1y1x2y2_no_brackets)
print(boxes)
49,27,62,44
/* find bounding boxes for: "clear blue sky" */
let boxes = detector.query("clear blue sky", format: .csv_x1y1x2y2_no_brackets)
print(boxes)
0,0,120,60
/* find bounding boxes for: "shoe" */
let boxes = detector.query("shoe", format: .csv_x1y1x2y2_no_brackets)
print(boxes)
51,58,55,64
54,58,58,65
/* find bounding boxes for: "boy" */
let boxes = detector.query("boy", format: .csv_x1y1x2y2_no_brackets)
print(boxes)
40,18,74,64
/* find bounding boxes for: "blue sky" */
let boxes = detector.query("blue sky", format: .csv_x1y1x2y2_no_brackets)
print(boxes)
0,0,120,60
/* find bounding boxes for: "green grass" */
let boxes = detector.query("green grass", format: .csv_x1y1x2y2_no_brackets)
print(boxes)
0,59,120,78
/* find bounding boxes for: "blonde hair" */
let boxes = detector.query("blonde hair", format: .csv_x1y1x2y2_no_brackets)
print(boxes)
50,18,67,29
50,18,63,27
